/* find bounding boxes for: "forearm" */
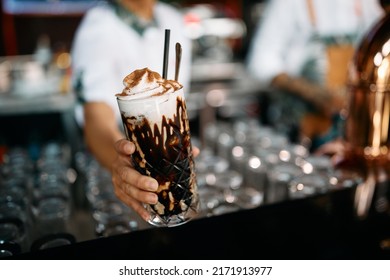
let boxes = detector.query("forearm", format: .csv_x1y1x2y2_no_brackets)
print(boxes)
83,102,124,171
271,73,333,115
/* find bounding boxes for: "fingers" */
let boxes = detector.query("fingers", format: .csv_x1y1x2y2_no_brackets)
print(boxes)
114,138,135,155
314,139,346,169
112,139,201,223
314,139,344,157
112,164,158,198
112,169,158,222
116,165,158,192
111,141,158,222
115,186,151,221
120,180,158,204
192,146,200,158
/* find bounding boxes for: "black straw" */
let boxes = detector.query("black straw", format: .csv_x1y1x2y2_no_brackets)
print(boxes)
162,29,170,79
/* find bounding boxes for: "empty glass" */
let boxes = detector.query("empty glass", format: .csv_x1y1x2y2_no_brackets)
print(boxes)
34,196,71,237
0,203,29,252
289,173,330,199
30,233,76,251
266,162,303,203
0,241,21,258
245,155,267,194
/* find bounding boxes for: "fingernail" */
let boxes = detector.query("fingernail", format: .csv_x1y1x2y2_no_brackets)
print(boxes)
148,193,158,204
124,142,134,153
142,212,151,221
147,179,158,191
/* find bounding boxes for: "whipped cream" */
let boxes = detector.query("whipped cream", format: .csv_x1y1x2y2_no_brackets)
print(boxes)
116,68,182,100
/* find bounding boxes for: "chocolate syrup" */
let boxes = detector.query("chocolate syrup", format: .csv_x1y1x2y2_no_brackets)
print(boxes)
121,96,196,219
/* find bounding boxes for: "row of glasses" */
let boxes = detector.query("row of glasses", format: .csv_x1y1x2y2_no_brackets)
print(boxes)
206,120,270,209
200,123,254,216
246,123,346,202
0,142,77,257
0,147,35,256
195,149,238,217
201,118,360,213
77,151,139,237
31,142,74,246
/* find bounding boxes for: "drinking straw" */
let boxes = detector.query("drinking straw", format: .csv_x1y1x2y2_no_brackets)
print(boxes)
162,29,170,79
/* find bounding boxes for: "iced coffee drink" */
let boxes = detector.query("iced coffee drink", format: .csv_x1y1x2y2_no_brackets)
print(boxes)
116,68,199,227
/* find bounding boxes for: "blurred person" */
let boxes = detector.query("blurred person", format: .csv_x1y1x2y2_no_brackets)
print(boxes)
70,0,192,221
246,0,384,151
315,0,390,166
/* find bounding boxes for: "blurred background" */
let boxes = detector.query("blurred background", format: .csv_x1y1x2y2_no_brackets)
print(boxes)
0,0,261,58
0,0,272,256
1,0,389,258
0,0,269,153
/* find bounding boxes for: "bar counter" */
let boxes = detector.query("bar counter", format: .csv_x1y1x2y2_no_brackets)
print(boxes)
12,180,390,260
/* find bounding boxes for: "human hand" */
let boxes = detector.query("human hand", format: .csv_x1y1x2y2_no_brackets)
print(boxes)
314,138,346,167
111,139,200,221
111,139,159,221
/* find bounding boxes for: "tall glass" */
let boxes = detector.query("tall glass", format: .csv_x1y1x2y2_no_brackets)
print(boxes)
117,87,199,227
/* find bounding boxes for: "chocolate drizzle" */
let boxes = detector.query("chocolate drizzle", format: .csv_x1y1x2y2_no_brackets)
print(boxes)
121,96,197,219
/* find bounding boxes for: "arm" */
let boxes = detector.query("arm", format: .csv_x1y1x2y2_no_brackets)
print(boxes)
271,73,335,116
83,102,158,221
247,0,342,116
83,102,123,170
72,8,159,221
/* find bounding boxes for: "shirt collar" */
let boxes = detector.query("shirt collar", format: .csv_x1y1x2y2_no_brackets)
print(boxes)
111,2,158,36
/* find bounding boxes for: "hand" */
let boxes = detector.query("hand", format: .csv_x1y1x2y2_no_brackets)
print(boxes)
111,139,159,221
314,138,346,167
111,139,200,222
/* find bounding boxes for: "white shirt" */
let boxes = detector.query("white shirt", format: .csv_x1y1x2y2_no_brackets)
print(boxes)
71,2,192,126
246,0,384,86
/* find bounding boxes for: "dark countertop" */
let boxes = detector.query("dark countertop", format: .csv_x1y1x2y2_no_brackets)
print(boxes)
11,181,390,260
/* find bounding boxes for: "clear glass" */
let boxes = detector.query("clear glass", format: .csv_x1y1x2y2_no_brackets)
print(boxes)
117,88,199,227
34,196,71,236
288,173,330,199
267,162,303,203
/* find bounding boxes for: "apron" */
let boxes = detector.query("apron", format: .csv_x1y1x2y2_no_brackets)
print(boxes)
298,0,360,149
